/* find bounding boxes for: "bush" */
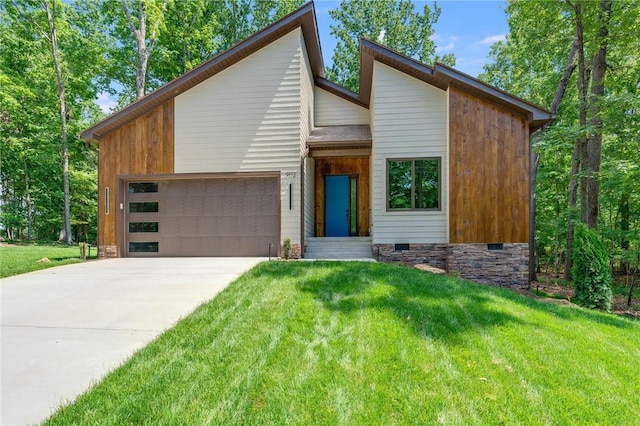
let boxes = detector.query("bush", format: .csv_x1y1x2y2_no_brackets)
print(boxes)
283,237,291,260
571,223,612,311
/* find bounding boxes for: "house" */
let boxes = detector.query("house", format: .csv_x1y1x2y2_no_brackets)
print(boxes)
80,2,553,287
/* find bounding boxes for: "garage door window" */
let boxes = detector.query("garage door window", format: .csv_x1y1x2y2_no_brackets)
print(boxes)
129,242,159,253
129,182,158,193
129,202,158,213
129,222,158,233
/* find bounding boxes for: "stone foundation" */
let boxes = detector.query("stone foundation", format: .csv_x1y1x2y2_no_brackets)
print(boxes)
446,243,529,288
98,245,118,259
282,243,302,259
373,242,529,287
373,244,448,270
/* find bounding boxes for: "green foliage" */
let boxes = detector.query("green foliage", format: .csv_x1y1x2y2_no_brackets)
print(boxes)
572,224,613,311
327,0,454,91
282,237,291,259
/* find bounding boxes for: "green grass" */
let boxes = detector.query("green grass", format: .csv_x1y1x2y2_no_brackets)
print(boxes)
0,244,93,278
45,261,640,425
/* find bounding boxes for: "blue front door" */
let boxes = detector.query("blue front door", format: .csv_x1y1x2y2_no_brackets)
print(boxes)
325,175,349,237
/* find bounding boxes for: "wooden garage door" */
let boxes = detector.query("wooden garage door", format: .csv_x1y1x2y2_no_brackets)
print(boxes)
125,177,279,257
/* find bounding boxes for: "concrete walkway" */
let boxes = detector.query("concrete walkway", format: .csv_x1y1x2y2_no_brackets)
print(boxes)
1,257,264,425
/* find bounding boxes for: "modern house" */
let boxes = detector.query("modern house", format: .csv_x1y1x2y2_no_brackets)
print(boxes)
80,2,553,287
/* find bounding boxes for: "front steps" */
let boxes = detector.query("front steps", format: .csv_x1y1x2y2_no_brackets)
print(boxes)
304,237,373,260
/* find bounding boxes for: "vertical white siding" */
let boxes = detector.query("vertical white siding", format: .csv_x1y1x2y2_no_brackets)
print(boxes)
314,87,369,126
370,62,448,244
174,29,305,244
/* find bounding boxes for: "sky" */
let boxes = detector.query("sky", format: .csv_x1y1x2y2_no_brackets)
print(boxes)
313,0,509,77
96,1,508,113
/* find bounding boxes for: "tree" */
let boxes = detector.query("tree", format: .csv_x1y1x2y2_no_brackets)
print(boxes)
1,0,105,242
327,0,454,91
151,0,302,84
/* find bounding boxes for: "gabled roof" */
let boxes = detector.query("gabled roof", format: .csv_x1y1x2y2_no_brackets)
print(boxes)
81,1,552,142
357,39,553,129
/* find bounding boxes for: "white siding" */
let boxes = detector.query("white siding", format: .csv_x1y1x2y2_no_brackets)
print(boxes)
174,29,305,244
314,87,369,126
370,62,448,244
300,30,315,241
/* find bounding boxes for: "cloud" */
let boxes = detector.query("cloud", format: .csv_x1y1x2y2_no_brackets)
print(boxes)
96,93,117,114
436,42,455,53
476,34,506,45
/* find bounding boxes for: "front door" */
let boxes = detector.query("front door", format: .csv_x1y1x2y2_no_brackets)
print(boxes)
325,175,357,237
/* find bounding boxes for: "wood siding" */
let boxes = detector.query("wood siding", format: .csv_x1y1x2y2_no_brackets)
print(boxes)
304,157,315,237
370,62,448,244
314,158,369,237
448,86,529,243
314,87,369,126
174,29,306,244
98,100,174,249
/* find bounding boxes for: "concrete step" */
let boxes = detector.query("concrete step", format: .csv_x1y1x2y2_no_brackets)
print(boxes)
304,237,372,260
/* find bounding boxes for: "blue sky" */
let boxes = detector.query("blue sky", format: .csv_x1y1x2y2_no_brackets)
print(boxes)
314,0,509,77
96,1,508,112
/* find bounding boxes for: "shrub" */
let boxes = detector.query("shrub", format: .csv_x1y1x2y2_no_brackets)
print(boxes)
283,237,291,260
571,223,612,311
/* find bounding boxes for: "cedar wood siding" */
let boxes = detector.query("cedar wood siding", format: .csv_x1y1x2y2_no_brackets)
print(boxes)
97,100,174,250
314,158,370,237
448,86,530,243
314,87,369,126
174,29,306,245
370,62,448,244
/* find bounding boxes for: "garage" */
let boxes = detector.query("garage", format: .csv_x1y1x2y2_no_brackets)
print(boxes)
123,175,280,257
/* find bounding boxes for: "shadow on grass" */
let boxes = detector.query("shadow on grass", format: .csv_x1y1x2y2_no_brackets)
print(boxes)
259,261,636,343
257,261,526,344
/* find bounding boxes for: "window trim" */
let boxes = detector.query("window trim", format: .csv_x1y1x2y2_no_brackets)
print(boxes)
386,157,442,211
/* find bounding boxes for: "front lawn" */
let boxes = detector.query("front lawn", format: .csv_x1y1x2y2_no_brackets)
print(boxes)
0,244,93,278
45,262,640,425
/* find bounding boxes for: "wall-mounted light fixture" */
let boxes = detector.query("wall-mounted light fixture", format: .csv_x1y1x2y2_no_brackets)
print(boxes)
289,183,293,210
105,187,110,214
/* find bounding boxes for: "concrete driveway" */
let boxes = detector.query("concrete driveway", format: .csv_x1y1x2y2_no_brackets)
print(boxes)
1,257,264,425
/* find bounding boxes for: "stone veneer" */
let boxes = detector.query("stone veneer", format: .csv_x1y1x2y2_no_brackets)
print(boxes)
373,244,448,270
373,242,529,288
446,243,529,288
98,245,118,258
282,243,302,259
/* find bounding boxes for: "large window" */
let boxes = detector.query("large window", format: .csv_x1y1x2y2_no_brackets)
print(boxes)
387,158,440,210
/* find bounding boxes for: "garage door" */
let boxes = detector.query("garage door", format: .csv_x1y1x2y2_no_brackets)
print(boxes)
124,176,279,257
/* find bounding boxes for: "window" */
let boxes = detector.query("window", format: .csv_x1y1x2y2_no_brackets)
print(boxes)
128,202,159,213
129,242,159,253
387,158,440,210
129,222,158,233
128,182,158,193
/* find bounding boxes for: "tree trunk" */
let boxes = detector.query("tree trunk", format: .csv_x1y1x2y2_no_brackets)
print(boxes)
23,155,33,241
565,2,588,280
530,33,579,283
121,0,167,100
580,0,611,229
45,0,72,245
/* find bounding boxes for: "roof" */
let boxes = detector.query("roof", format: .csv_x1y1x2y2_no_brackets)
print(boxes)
81,1,553,142
307,125,372,146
